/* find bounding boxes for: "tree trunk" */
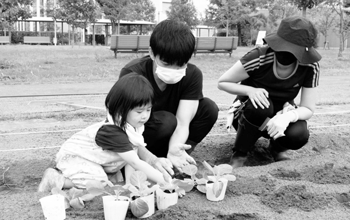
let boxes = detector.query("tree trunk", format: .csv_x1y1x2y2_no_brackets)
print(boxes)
237,23,242,46
72,26,75,47
111,20,117,35
338,8,344,58
84,24,87,46
93,24,95,46
324,32,328,49
9,30,12,44
226,20,229,37
117,19,121,35
68,25,71,46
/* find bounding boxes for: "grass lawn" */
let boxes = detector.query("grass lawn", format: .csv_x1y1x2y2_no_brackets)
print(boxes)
0,45,349,84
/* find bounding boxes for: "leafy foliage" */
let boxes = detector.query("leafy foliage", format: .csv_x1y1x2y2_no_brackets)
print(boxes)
196,161,236,198
205,0,267,45
309,3,337,42
0,0,33,30
56,0,98,30
288,0,325,16
202,161,236,181
166,0,199,28
159,164,198,196
123,171,159,218
130,198,149,218
96,0,155,34
127,0,155,22
96,0,128,23
267,0,299,31
50,185,101,210
123,170,159,198
324,0,350,57
86,180,125,199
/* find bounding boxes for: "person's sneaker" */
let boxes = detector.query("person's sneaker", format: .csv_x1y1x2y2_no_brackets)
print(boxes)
37,168,65,192
230,151,248,169
271,150,290,162
268,141,290,162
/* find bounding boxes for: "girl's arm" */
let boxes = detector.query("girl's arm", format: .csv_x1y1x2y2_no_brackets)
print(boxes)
137,145,173,182
118,150,166,184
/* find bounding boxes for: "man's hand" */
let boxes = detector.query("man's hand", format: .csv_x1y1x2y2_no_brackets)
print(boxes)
167,143,196,173
150,157,174,182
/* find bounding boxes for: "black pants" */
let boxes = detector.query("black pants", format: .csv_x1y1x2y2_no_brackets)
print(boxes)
143,97,219,157
233,98,309,153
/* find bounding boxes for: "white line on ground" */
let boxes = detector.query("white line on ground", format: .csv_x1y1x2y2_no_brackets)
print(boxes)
26,96,105,105
57,102,350,115
0,129,81,136
57,102,105,110
1,122,350,137
0,146,60,152
206,124,350,137
1,102,349,152
0,124,349,152
314,110,350,115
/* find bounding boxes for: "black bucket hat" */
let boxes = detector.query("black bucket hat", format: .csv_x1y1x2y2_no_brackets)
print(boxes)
264,16,322,64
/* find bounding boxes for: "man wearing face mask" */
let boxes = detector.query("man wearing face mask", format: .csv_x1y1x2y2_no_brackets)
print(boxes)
218,16,322,168
119,19,219,176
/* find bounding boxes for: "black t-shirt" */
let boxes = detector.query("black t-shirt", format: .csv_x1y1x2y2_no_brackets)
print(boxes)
95,124,134,153
240,46,320,103
119,56,203,114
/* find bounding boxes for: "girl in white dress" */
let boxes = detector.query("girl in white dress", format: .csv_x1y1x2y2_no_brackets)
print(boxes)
38,73,170,191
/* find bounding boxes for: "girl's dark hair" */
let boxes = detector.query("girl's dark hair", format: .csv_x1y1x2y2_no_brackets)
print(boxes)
150,19,195,66
105,73,154,129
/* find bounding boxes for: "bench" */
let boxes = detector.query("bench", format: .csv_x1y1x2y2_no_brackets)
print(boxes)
23,36,51,45
110,35,238,58
194,36,238,57
0,36,10,44
110,35,150,58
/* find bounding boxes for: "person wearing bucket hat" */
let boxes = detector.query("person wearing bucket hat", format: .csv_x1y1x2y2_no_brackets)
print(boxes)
218,16,321,168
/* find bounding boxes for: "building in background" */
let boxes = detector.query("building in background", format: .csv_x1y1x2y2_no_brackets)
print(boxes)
151,0,171,23
15,0,155,45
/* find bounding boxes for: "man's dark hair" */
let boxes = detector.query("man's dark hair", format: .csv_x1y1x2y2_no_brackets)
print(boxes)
105,73,154,129
150,19,195,66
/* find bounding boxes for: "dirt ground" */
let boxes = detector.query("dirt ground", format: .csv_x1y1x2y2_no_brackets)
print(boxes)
1,78,350,220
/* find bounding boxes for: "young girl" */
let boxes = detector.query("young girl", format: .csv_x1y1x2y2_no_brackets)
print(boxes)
38,73,167,192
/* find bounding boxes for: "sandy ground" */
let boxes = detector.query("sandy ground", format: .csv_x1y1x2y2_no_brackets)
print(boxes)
1,79,350,220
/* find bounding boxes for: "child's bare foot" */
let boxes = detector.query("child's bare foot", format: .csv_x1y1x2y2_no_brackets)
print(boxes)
37,168,65,192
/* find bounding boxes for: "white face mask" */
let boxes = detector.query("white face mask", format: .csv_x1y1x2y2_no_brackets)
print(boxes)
154,59,187,84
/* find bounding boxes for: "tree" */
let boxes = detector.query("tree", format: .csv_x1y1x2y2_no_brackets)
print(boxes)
0,0,33,39
288,0,324,16
247,13,268,45
166,0,199,28
309,3,337,49
97,0,155,35
326,0,350,57
268,0,300,31
127,0,155,21
56,0,98,45
96,0,129,35
122,0,156,34
205,0,267,45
